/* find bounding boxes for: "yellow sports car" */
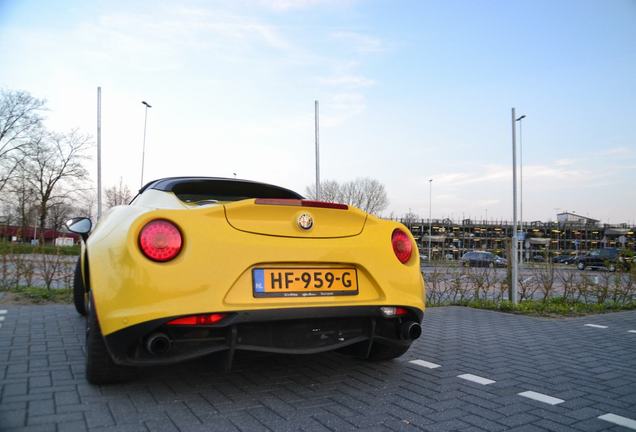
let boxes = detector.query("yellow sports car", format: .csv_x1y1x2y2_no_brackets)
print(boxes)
67,177,425,384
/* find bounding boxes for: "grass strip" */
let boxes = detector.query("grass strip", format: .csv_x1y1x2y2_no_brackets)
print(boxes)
7,286,72,304
0,242,80,256
445,297,636,316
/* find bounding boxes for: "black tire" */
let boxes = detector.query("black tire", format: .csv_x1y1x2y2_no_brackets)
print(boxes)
367,343,411,361
73,259,87,316
85,294,135,384
608,264,616,272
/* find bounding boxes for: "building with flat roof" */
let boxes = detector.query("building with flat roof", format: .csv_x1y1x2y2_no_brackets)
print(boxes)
556,212,599,225
401,216,635,260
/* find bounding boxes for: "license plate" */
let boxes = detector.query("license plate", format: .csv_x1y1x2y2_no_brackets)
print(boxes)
252,268,358,297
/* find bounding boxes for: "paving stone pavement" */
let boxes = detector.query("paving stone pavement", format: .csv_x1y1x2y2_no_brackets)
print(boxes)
1,305,635,432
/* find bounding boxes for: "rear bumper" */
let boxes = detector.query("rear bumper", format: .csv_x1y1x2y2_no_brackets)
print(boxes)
104,306,423,366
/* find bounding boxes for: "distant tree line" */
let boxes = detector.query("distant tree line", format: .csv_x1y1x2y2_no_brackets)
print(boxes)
305,178,389,215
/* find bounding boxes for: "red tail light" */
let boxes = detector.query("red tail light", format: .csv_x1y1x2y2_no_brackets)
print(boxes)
166,313,226,326
139,220,183,262
254,198,348,210
395,306,408,316
392,229,413,264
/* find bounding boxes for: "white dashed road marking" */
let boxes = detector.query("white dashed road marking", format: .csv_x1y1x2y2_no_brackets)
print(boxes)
457,374,496,385
0,309,7,314
518,391,564,405
584,324,608,329
0,316,5,321
598,413,636,430
409,359,441,369
628,330,636,334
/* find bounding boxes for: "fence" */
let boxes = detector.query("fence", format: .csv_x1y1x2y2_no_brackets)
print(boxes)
423,263,636,306
0,248,76,291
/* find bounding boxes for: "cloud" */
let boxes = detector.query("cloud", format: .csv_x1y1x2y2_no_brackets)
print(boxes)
68,6,299,73
319,75,375,87
433,162,588,187
600,146,633,157
255,0,357,11
330,30,384,53
321,92,367,126
555,158,575,166
477,199,501,206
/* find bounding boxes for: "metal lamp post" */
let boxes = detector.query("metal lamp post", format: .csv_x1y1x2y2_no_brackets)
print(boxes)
511,108,519,305
428,179,433,261
140,101,152,188
516,114,526,263
97,87,102,220
315,100,320,200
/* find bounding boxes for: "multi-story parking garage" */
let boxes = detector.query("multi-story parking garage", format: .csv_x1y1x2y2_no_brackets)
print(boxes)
402,212,635,260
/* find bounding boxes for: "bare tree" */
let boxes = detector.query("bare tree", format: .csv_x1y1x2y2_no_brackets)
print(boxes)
74,189,96,220
105,178,133,208
47,201,75,233
305,180,341,203
0,90,45,193
402,210,420,226
3,174,38,241
21,129,91,236
305,177,389,215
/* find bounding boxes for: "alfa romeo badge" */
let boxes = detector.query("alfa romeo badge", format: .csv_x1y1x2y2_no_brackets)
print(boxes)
297,213,313,230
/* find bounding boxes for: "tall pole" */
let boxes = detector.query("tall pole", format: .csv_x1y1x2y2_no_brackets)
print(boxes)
140,101,152,188
315,100,320,200
428,179,433,261
516,114,526,263
97,87,102,220
511,108,519,304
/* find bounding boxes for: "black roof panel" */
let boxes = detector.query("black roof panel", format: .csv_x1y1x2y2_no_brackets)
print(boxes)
138,177,303,200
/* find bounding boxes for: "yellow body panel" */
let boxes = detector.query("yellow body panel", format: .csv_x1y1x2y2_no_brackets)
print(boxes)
87,196,425,336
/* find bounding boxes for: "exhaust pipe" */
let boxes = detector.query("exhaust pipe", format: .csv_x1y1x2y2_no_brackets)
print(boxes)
400,322,422,340
146,333,171,355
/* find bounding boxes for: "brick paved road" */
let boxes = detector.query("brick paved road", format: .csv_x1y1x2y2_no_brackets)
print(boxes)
1,305,635,432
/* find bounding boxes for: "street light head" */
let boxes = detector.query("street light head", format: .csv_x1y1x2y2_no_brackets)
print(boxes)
142,101,152,108
516,115,526,121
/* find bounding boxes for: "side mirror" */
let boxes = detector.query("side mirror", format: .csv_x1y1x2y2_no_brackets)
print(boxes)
65,217,92,240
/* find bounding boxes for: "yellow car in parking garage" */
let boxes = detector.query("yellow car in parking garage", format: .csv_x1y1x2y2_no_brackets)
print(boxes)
67,177,425,384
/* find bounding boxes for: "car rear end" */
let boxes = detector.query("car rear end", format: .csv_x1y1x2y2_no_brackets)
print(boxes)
88,190,425,367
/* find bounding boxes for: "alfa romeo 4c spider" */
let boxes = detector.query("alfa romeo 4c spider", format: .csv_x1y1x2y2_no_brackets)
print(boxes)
67,177,425,384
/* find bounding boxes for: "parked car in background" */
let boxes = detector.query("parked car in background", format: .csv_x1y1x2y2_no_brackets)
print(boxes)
460,251,507,268
531,254,546,263
575,247,629,272
552,255,576,265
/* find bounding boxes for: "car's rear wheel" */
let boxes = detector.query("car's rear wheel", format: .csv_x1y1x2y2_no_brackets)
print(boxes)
608,264,616,272
73,259,87,316
86,294,135,385
367,343,410,361
577,262,585,270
